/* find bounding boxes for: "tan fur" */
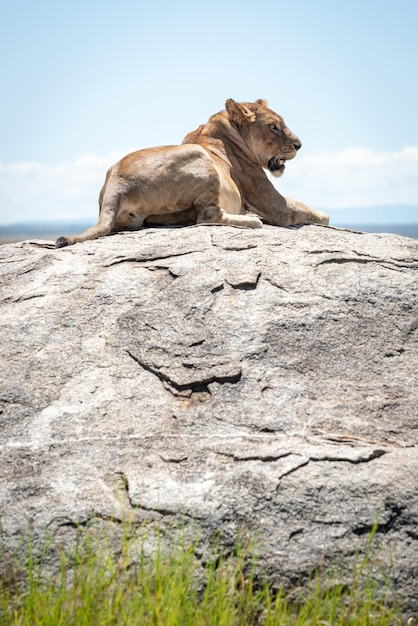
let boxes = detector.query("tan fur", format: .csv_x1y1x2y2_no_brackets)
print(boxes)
55,99,329,248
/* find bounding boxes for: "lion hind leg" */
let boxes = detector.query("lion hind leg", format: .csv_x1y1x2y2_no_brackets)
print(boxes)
55,220,114,248
196,206,263,229
55,197,121,248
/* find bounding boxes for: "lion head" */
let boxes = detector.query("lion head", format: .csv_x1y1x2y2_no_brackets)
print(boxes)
225,98,302,177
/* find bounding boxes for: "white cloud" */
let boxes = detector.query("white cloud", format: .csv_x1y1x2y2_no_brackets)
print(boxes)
0,150,131,224
0,146,417,224
276,146,418,209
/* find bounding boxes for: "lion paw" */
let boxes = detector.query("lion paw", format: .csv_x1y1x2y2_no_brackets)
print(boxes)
316,211,330,225
55,237,70,248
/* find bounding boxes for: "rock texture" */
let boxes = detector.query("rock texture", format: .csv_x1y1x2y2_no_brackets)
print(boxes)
1,224,418,610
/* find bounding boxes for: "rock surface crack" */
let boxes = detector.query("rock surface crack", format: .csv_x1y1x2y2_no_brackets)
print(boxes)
314,255,418,271
125,349,241,394
104,249,204,267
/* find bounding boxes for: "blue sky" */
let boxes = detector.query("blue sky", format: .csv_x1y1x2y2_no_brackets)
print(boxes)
1,0,417,224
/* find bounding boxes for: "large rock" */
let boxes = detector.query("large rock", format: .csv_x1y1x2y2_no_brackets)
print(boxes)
1,224,417,610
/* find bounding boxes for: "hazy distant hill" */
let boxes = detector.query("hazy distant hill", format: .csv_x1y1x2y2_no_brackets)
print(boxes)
327,206,418,238
0,220,94,243
344,223,418,238
327,205,418,224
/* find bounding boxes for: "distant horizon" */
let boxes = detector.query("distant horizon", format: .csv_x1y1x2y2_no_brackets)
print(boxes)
1,204,418,228
1,208,418,244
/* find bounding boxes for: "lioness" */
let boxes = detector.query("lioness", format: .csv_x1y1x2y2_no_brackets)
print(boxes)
55,99,329,248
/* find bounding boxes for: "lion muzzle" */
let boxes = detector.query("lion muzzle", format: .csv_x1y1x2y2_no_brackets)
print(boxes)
268,156,287,176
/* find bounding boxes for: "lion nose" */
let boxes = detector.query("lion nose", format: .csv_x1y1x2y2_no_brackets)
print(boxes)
294,140,302,151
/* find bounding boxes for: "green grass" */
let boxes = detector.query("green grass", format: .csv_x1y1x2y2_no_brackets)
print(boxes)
0,524,412,626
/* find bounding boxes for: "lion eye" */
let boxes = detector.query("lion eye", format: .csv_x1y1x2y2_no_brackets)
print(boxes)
270,124,280,134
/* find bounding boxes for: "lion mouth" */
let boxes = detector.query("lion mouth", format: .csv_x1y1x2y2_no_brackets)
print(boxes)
268,157,286,174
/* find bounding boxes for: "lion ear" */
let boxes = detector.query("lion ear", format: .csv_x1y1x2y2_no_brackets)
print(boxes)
225,99,256,125
255,99,268,107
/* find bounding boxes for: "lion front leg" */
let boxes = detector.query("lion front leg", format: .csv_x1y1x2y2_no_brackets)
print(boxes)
196,206,263,229
285,198,329,226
